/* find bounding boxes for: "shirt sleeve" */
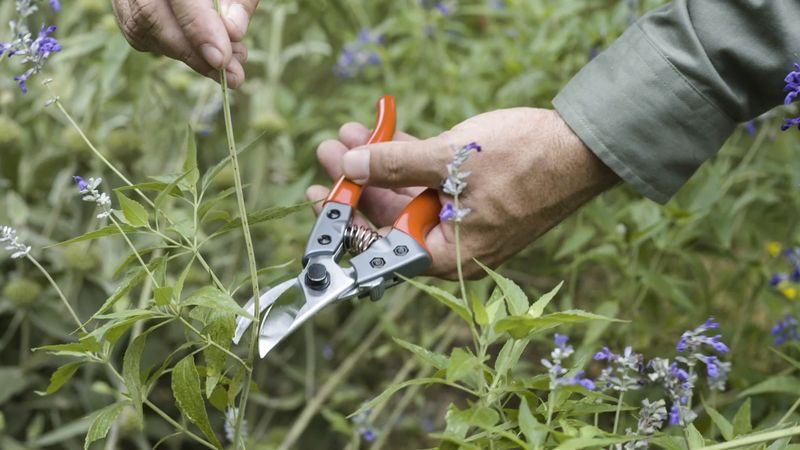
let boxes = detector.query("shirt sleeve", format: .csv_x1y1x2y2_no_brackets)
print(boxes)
553,0,800,203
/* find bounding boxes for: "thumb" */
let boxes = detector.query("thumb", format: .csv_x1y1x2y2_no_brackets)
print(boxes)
341,137,449,188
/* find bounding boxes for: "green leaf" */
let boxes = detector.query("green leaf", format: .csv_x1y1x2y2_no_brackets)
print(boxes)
84,401,127,450
123,333,147,420
739,376,800,397
92,310,159,344
686,423,706,449
770,348,800,371
467,405,499,428
49,224,138,247
200,131,264,192
495,310,624,339
447,348,481,384
154,286,173,306
392,337,448,370
732,398,752,437
495,339,529,381
519,397,547,447
155,171,191,215
181,126,199,191
469,289,489,327
401,276,471,323
528,281,564,318
704,403,733,441
212,202,313,236
475,260,528,315
42,361,83,395
202,311,235,397
172,355,222,448
554,226,595,260
182,286,253,319
350,378,461,419
115,192,149,228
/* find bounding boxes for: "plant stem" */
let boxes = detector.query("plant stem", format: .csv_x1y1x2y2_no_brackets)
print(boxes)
110,216,159,287
777,396,800,425
145,399,219,450
212,3,262,448
453,195,480,353
697,425,800,450
26,254,86,333
612,391,624,435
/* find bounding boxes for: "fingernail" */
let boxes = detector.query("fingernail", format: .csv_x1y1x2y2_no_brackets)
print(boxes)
225,3,250,36
342,150,370,184
200,44,224,69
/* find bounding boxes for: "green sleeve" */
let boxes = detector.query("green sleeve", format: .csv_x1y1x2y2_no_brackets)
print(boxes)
553,0,800,203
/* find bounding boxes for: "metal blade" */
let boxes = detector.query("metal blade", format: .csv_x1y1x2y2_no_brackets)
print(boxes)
232,278,299,345
258,259,356,358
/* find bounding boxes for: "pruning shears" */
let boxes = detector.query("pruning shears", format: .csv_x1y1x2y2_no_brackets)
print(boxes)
233,95,441,357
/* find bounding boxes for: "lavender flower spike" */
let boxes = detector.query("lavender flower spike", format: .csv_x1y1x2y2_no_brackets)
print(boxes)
782,63,800,131
0,225,31,259
74,176,112,219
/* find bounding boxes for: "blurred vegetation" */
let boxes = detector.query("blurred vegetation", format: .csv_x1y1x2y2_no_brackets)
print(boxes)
1,0,800,449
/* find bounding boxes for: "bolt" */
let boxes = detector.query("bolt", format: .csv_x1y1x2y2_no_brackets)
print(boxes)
305,263,330,291
327,209,340,220
370,257,386,268
393,245,409,256
318,234,332,245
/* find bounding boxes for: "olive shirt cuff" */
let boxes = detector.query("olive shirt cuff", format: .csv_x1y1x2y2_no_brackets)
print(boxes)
552,23,736,204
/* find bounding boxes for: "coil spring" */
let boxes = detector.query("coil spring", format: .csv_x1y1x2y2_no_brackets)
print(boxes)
344,225,381,255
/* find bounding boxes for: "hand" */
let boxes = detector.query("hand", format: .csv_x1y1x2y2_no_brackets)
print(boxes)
112,0,258,88
307,108,620,279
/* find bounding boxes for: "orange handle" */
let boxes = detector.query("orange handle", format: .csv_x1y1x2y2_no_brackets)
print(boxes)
393,189,441,251
326,95,397,207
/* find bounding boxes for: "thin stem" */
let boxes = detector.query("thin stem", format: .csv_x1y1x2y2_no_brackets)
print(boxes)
26,254,86,333
177,315,249,369
212,3,262,447
612,391,624,435
453,195,480,353
778,397,800,426
145,399,218,450
110,216,159,288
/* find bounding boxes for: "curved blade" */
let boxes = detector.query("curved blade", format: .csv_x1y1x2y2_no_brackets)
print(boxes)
232,278,299,345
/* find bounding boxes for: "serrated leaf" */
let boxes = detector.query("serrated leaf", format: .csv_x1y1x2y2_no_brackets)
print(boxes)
203,311,235,397
155,171,191,215
733,398,752,437
172,355,222,448
475,260,528,315
154,286,173,306
92,310,158,344
704,403,733,441
467,406,499,428
447,348,480,383
123,333,147,420
519,397,547,446
495,310,624,339
495,339,528,380
528,281,564,318
84,401,127,450
43,361,83,395
49,224,138,247
470,289,488,327
401,276,471,323
392,337,448,370
182,286,253,319
115,192,149,228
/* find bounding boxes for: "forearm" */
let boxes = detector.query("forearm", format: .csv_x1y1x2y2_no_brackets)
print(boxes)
554,0,800,203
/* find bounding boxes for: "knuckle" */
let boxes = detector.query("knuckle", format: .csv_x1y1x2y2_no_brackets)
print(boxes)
379,149,403,185
121,0,158,51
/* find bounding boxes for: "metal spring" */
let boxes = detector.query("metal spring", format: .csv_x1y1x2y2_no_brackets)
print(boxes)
344,225,381,255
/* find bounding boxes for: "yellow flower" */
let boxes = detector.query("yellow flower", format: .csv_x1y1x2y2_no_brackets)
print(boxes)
768,241,783,258
781,286,798,300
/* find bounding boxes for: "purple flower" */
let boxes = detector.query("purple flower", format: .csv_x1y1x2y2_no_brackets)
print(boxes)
434,2,452,15
772,314,800,346
554,333,569,349
669,405,681,426
669,363,689,382
772,273,790,286
745,120,757,136
594,346,613,361
362,428,377,442
73,176,89,192
333,29,383,79
464,141,482,152
782,63,800,131
13,74,28,94
439,202,455,221
49,0,61,11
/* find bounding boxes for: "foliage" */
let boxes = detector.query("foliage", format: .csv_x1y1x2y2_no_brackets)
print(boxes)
1,0,800,449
